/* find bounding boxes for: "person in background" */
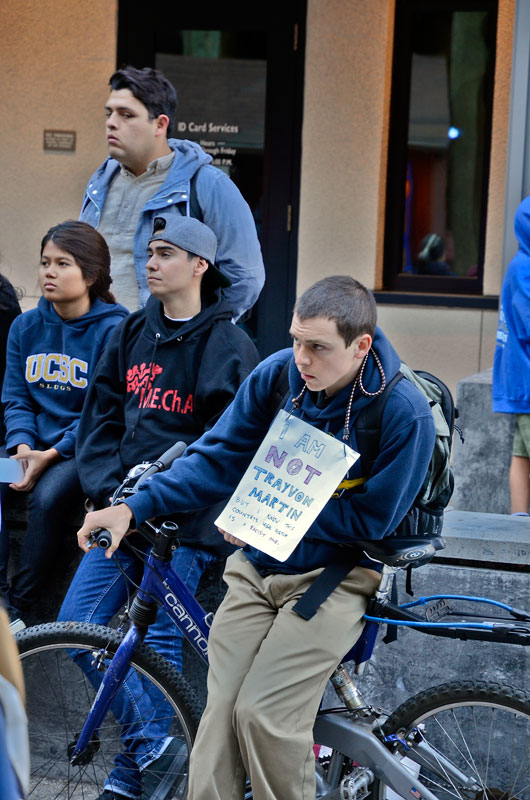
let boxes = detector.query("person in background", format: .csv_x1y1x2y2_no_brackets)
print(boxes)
0,221,128,630
416,233,454,276
80,65,264,318
493,196,530,515
0,585,28,799
0,273,22,444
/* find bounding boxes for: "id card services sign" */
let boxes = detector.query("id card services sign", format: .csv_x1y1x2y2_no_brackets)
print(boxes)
216,410,359,561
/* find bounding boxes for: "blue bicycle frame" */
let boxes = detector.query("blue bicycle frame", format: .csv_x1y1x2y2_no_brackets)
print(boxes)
70,531,530,766
70,525,211,763
60,438,530,800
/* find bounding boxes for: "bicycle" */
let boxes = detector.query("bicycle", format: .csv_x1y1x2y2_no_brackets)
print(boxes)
15,443,530,799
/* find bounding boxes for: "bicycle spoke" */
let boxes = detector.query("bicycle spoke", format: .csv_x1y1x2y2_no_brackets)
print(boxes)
19,623,200,799
379,684,530,800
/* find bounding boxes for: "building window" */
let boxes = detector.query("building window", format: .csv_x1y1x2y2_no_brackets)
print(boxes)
383,0,498,295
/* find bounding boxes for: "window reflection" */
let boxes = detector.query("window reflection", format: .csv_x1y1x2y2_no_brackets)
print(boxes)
155,30,267,335
156,31,266,218
387,3,497,292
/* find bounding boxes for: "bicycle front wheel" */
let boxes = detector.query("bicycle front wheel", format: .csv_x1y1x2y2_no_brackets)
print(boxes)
377,680,530,800
17,621,202,799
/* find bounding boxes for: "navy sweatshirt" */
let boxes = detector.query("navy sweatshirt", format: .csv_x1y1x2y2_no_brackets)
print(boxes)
2,297,128,457
125,327,436,574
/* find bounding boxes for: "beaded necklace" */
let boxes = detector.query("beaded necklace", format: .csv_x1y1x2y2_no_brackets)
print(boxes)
291,347,386,442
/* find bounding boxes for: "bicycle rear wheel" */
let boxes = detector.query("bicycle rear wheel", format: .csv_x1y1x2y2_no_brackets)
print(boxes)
377,680,530,800
17,621,202,799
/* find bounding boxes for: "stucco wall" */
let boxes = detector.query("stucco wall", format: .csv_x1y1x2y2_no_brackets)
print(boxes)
377,305,498,398
299,0,515,396
0,0,518,395
298,0,394,293
0,0,117,309
483,0,516,295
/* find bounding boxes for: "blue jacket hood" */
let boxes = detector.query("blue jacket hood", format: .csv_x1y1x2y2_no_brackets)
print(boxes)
86,139,212,199
37,296,128,328
514,195,530,256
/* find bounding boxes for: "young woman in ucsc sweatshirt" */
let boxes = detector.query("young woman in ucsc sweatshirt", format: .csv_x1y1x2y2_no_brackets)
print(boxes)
0,221,128,627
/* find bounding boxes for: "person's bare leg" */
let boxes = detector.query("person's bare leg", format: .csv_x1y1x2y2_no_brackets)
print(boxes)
509,455,530,514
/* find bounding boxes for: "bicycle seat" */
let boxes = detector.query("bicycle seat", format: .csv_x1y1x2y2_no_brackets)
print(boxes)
361,536,445,568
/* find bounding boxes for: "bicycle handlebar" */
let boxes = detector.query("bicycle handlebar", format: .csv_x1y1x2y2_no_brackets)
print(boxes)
90,529,113,549
90,441,187,550
134,441,187,487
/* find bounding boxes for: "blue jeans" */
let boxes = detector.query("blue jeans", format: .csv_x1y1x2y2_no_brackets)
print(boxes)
59,541,215,797
0,447,83,613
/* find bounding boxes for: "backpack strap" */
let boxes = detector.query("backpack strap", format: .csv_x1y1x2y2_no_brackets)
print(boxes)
355,370,403,476
267,358,292,419
292,551,362,620
177,170,203,221
381,574,399,644
188,170,203,221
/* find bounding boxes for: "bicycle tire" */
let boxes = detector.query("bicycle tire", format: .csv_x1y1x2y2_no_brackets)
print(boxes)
375,680,530,800
16,621,202,799
311,680,530,800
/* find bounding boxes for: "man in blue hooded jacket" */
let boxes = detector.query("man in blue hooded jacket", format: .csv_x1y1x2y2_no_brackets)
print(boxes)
80,66,264,318
77,275,435,800
493,195,530,515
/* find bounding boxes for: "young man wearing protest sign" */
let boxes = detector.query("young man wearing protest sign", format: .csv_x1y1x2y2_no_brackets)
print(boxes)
77,275,435,800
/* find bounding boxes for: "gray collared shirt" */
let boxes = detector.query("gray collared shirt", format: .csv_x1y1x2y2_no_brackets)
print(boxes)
98,150,176,311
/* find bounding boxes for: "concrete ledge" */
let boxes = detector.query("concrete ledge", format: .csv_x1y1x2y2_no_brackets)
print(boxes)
451,368,515,514
439,510,530,566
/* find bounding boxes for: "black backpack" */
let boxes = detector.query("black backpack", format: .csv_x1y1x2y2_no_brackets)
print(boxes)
355,363,457,540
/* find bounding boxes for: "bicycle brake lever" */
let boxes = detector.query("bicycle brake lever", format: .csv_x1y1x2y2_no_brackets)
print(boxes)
509,606,530,621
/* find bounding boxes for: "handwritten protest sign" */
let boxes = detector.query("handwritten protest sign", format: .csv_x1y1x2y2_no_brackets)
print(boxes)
216,410,359,561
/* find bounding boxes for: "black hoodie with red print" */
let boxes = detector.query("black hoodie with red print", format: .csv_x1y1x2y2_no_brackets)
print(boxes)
76,292,259,552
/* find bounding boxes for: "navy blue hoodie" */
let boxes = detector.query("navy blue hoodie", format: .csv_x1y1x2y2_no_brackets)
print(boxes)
125,327,435,574
2,297,128,457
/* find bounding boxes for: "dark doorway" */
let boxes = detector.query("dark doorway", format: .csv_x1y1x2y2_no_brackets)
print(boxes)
117,2,306,356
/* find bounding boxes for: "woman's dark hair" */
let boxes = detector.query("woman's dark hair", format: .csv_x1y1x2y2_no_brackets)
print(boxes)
0,273,21,314
109,66,177,136
40,221,115,304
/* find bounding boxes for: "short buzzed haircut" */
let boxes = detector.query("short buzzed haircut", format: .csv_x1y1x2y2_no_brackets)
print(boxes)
109,66,177,136
294,275,377,346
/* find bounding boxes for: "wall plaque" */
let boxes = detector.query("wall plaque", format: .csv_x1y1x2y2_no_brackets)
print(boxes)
43,130,76,152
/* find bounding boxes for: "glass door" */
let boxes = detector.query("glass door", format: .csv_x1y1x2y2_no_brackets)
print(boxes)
117,3,306,356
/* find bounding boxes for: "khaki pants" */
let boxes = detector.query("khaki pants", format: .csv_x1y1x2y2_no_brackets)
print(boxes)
188,550,381,800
